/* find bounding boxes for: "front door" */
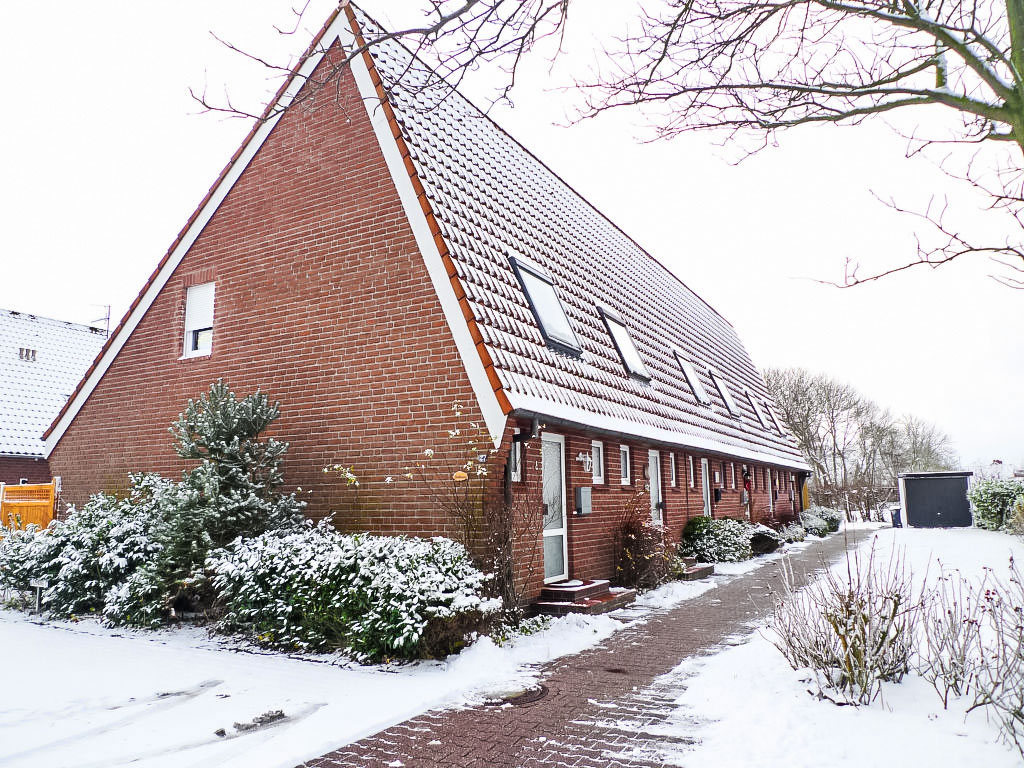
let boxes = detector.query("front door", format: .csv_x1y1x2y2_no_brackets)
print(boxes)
648,449,663,525
701,458,712,516
541,434,569,583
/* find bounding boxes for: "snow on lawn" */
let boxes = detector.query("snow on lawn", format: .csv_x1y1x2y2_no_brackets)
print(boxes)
661,527,1024,768
0,551,745,768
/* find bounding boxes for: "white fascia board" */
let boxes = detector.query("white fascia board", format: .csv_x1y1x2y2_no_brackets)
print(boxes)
508,391,811,472
44,21,345,458
340,25,507,447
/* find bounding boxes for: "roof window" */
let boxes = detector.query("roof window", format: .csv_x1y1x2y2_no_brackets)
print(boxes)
747,390,768,428
765,401,785,435
599,307,650,380
708,368,739,416
509,258,581,355
675,351,710,404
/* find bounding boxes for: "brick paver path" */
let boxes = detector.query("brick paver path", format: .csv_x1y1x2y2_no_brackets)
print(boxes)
303,530,867,768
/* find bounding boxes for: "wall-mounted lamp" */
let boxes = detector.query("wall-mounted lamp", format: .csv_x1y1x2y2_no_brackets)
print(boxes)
575,452,594,473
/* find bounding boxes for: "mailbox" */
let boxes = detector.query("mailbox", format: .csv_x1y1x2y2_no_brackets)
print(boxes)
574,486,592,516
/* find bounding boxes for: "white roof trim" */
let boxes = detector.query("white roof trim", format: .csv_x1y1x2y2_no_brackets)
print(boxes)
507,391,811,472
45,11,506,455
341,21,507,446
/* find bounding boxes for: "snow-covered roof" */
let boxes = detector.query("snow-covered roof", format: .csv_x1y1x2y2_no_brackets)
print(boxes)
351,7,807,470
0,310,106,457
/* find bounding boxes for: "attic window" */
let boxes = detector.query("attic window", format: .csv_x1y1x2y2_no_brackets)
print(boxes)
675,352,710,404
765,401,785,435
509,258,581,355
18,348,37,362
599,307,650,380
708,368,739,416
747,390,768,428
183,282,215,358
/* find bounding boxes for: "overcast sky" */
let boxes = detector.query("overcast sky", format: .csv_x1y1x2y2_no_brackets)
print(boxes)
1,1,1020,467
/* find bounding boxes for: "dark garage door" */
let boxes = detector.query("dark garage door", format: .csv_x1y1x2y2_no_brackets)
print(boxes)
904,476,972,528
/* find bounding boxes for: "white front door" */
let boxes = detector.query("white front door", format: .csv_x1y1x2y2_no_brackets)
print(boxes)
648,449,663,525
701,458,712,516
541,434,569,583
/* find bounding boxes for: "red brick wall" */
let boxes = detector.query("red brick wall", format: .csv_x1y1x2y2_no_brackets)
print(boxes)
506,422,803,590
0,456,50,485
47,47,497,542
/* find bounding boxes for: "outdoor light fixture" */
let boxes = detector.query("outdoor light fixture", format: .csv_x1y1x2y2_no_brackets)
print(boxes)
452,471,469,482
575,452,594,473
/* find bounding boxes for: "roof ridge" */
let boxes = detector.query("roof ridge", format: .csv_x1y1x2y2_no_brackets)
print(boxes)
350,4,735,331
1,308,106,335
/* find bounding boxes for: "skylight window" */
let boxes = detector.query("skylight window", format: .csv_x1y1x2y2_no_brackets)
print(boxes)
765,401,785,435
747,390,768,428
674,351,710,404
599,307,650,380
509,258,581,354
708,368,739,416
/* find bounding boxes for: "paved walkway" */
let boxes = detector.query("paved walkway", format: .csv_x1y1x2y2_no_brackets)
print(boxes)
302,530,866,768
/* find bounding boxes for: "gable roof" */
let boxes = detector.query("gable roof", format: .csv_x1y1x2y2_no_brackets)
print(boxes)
44,3,807,472
0,310,106,457
349,6,808,470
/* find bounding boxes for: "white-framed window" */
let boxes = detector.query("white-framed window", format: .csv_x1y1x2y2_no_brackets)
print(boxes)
591,440,605,484
708,368,739,416
620,445,631,485
730,462,736,490
746,390,768,428
183,282,215,358
714,469,722,486
509,257,581,354
510,429,522,482
688,455,696,488
669,453,678,487
599,306,650,380
674,351,711,405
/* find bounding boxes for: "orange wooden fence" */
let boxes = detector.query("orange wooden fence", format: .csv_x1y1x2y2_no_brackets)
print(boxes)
0,481,57,530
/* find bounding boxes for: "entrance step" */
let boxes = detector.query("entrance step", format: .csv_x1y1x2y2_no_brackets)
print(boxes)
681,564,715,581
532,579,636,616
540,579,612,603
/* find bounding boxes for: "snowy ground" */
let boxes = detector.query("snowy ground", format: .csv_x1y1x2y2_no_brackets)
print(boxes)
0,538,813,768
661,526,1024,768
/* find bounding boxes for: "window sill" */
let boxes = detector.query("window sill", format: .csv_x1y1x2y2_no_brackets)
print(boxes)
179,352,212,361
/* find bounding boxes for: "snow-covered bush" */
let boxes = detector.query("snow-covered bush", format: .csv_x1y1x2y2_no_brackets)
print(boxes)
0,382,304,626
749,524,783,555
777,523,807,543
809,506,843,533
209,521,500,661
769,542,920,705
799,509,830,538
681,516,753,563
968,478,1024,531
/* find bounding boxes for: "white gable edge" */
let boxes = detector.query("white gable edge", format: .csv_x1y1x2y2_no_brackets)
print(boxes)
508,391,811,472
341,22,507,447
45,12,506,456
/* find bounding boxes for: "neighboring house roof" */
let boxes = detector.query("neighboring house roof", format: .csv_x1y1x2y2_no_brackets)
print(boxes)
44,3,808,472
0,310,106,457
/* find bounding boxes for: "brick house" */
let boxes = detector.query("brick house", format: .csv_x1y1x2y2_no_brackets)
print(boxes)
44,4,809,601
0,309,106,485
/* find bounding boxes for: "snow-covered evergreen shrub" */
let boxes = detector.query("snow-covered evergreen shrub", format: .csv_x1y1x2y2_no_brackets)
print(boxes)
680,517,753,563
967,479,1024,531
0,382,304,626
810,506,843,533
799,509,830,538
209,521,500,661
778,523,807,543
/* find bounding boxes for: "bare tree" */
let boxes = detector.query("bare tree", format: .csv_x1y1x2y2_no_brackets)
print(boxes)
197,0,1024,286
765,366,957,513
